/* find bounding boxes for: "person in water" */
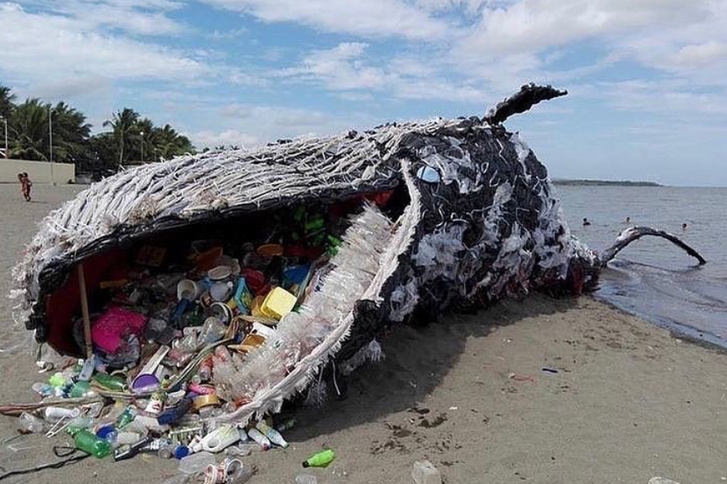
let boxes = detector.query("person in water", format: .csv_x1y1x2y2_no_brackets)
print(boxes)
582,217,591,226
18,173,32,202
625,216,631,224
682,223,688,230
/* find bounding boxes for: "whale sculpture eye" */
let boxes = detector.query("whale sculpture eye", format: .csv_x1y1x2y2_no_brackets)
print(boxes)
416,166,441,183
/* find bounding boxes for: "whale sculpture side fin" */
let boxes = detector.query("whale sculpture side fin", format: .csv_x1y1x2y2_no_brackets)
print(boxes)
599,226,707,267
485,83,568,125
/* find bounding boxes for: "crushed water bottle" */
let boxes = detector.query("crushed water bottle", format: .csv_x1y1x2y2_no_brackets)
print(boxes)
411,460,442,484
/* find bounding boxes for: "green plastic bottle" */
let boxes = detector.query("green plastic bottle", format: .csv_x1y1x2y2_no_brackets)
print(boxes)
70,380,91,398
302,449,335,468
71,429,112,458
93,373,127,391
116,406,136,428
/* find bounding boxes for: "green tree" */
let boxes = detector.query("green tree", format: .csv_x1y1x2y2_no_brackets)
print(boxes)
87,132,117,171
103,108,140,166
0,86,15,120
48,101,91,163
133,117,154,162
151,124,194,160
9,99,49,161
8,99,91,163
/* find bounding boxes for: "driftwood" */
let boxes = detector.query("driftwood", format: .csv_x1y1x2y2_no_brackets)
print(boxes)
0,395,103,417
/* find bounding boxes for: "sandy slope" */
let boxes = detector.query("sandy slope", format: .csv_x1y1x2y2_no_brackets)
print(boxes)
0,184,724,484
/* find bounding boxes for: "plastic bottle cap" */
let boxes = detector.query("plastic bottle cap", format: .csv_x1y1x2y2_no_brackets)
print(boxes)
174,446,190,459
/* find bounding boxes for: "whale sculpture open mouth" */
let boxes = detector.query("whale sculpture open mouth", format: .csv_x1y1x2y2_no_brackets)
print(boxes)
9,85,705,425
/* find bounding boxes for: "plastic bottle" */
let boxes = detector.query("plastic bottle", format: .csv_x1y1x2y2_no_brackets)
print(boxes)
178,451,216,474
93,373,127,391
256,421,288,448
31,382,54,397
95,424,118,443
302,449,335,468
78,355,96,381
113,437,153,461
65,416,93,435
411,460,442,484
246,428,271,451
70,380,92,398
17,412,45,433
49,372,68,388
275,417,297,433
71,429,112,458
116,431,143,445
200,425,241,453
116,406,136,428
44,406,80,422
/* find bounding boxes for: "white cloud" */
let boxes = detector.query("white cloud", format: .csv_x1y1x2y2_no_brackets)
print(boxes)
0,3,205,83
671,42,727,68
279,43,390,91
459,0,712,56
589,80,727,118
199,0,449,40
14,0,186,36
190,104,375,149
277,42,491,103
192,129,260,148
208,27,248,40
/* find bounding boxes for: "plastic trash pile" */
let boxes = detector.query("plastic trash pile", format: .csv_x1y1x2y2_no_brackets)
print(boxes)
14,204,358,482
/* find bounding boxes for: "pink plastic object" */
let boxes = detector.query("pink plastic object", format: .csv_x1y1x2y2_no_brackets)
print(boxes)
91,307,147,353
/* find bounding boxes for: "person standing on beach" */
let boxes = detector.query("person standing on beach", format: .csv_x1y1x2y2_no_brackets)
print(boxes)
18,173,32,202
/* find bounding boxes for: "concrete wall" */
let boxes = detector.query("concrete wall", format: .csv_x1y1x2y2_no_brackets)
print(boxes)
0,159,75,184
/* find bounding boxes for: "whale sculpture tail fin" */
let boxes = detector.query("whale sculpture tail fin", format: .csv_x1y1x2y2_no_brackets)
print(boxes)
598,226,707,267
485,83,568,125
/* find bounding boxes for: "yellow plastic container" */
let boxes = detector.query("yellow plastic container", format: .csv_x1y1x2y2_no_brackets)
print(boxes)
260,287,297,320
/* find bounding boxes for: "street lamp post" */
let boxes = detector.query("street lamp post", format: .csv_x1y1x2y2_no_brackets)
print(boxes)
48,108,55,185
0,116,7,159
140,131,145,163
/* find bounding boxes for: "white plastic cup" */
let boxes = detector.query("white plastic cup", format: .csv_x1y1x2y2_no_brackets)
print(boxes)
177,279,201,301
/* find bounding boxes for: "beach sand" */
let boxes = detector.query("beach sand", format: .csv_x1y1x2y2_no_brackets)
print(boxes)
0,184,724,484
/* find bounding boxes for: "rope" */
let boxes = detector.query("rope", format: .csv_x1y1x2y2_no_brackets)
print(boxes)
0,446,89,481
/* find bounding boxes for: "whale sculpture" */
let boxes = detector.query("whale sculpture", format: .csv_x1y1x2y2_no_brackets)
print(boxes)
10,84,704,423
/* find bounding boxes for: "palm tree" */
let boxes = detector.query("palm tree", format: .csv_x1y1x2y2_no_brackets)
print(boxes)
103,108,139,166
9,99,50,161
48,101,91,163
0,86,15,120
134,117,154,162
8,99,91,162
152,124,194,160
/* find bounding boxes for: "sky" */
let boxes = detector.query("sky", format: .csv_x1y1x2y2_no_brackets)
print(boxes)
0,0,725,186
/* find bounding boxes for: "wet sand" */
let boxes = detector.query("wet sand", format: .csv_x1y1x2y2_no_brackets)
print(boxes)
0,184,724,484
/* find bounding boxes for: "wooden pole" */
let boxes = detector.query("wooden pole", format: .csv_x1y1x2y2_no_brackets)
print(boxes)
77,263,93,359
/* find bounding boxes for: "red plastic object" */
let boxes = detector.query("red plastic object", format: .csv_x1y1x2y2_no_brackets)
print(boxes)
91,307,147,354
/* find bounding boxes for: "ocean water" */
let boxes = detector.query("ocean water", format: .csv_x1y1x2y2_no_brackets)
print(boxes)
556,185,727,348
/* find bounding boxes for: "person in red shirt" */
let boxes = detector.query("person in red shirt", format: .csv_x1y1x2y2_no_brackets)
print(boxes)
18,172,32,201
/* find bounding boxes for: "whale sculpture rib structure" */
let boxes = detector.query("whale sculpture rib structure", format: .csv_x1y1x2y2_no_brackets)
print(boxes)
10,84,705,424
